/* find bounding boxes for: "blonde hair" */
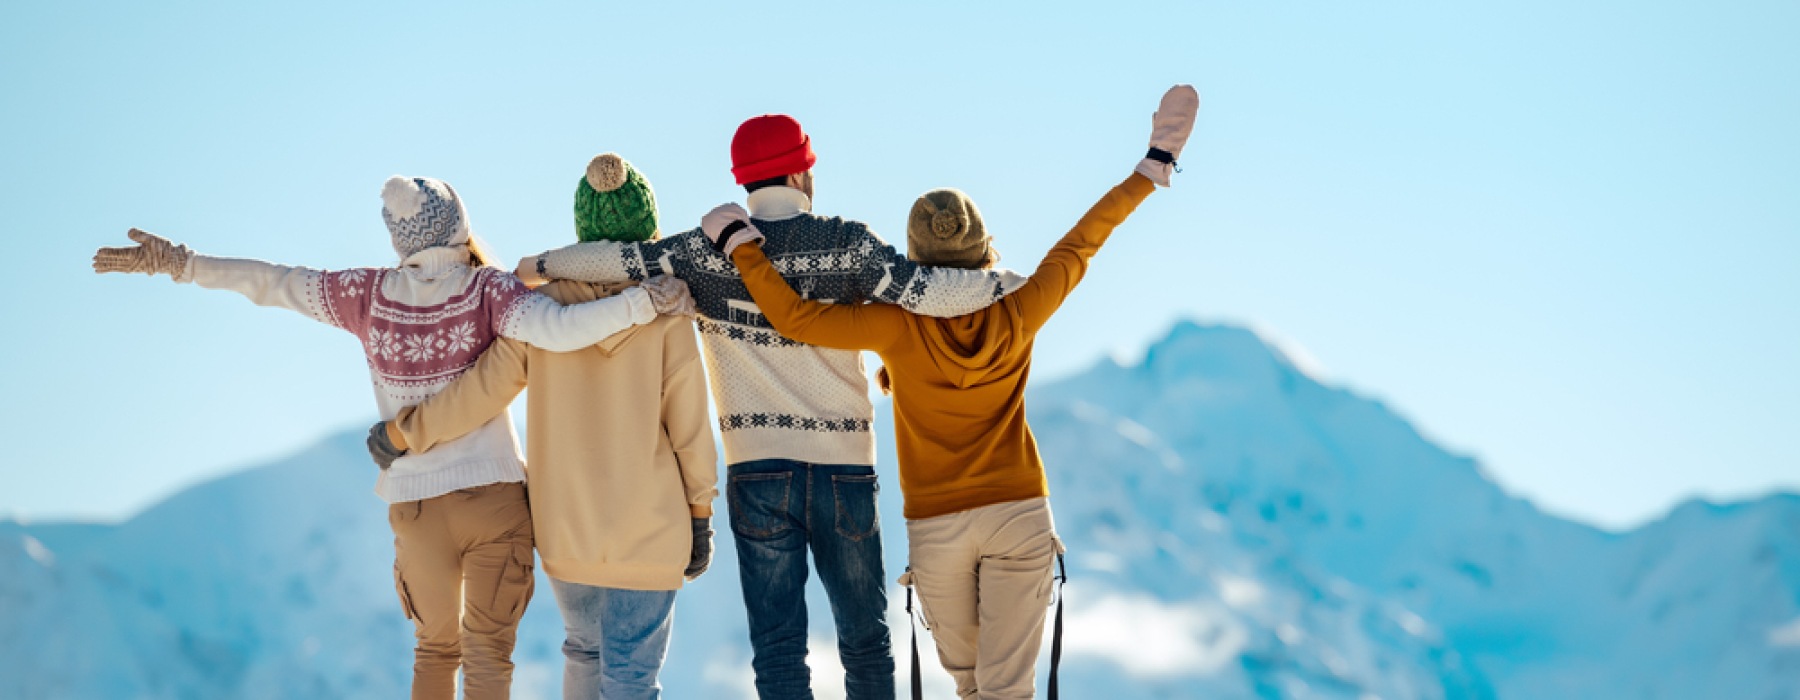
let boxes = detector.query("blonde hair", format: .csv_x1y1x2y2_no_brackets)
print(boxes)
466,233,500,268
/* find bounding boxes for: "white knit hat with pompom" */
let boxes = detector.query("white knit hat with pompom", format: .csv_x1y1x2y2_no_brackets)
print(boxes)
381,176,471,258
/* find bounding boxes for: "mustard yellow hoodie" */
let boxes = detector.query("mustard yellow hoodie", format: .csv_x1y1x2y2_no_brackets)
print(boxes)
389,280,718,590
731,172,1154,519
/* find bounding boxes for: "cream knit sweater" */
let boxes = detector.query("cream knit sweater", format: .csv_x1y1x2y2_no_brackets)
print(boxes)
390,280,718,590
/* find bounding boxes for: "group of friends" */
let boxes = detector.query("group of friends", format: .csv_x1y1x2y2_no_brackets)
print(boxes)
91,85,1200,700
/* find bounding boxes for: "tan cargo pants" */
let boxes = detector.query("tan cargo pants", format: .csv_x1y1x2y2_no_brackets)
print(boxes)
389,482,536,700
901,497,1065,699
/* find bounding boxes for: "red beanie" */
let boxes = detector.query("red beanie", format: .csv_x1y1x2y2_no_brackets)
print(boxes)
731,115,817,185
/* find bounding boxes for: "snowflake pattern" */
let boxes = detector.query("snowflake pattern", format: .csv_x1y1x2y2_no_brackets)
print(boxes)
365,328,401,362
442,321,478,356
719,413,871,433
402,332,445,363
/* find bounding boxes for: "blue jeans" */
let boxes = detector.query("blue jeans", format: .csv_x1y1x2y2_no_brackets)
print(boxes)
728,459,894,700
550,577,677,700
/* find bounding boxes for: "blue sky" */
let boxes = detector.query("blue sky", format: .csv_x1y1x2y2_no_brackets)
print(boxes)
2,1,1794,530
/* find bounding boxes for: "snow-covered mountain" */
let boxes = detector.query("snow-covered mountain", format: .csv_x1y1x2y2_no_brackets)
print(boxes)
4,320,1796,699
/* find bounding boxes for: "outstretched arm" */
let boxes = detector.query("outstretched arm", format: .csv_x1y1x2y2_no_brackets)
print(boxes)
387,337,530,454
1011,173,1157,335
93,228,372,331
1013,84,1198,335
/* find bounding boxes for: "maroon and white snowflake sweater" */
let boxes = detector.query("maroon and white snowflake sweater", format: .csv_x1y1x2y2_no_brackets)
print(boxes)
178,245,657,503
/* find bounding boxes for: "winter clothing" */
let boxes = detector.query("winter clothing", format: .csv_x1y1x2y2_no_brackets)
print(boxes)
534,189,1027,469
368,421,405,470
728,459,894,700
389,482,536,700
551,578,678,700
169,244,659,503
391,280,719,591
685,518,714,579
900,498,1064,700
640,274,698,317
730,114,817,184
382,176,472,258
700,203,765,255
91,228,192,277
1134,85,1200,187
575,153,659,243
729,172,1156,519
906,188,993,269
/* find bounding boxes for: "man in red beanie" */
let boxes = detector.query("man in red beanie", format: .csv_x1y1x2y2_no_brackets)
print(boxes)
517,114,1027,700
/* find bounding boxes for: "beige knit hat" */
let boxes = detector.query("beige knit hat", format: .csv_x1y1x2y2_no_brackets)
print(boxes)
906,188,995,269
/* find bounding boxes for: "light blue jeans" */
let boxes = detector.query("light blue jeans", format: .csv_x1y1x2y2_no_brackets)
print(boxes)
550,577,678,700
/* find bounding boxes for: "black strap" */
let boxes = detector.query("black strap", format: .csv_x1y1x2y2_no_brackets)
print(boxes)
1048,553,1067,700
713,220,748,252
906,567,923,700
906,556,1067,700
1145,147,1182,174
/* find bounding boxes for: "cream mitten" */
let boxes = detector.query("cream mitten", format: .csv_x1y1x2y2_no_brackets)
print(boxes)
641,275,696,317
92,228,194,280
1135,84,1201,187
701,203,765,255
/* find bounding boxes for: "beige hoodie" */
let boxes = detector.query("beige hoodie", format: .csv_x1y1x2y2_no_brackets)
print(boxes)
390,280,718,590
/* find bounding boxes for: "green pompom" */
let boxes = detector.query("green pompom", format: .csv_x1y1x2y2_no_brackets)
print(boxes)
574,153,658,242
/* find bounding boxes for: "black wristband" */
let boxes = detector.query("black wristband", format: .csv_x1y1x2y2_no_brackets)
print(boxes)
1146,147,1175,164
536,255,548,276
714,221,748,252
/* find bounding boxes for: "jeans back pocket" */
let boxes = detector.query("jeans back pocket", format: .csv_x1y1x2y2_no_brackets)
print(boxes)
729,471,795,539
831,474,880,542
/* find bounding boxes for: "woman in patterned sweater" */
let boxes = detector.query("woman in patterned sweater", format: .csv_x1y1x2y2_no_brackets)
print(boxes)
705,86,1198,699
91,176,694,700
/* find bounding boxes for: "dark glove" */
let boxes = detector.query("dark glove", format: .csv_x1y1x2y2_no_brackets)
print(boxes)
685,517,715,579
366,421,407,470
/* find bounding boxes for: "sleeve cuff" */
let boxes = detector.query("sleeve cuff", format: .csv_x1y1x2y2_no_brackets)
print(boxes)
623,286,656,324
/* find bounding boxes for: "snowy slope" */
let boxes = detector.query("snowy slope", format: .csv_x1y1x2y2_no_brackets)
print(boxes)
3,320,1796,699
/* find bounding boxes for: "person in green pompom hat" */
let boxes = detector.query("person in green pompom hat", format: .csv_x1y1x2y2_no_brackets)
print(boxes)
575,152,660,242
375,151,717,697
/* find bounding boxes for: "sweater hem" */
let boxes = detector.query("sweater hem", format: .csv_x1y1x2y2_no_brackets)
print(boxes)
722,427,877,468
375,458,527,504
544,559,686,591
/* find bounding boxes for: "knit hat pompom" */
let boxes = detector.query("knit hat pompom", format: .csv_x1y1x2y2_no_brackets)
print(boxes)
585,153,628,192
381,175,429,220
381,175,470,258
574,154,659,243
906,188,994,269
930,207,967,239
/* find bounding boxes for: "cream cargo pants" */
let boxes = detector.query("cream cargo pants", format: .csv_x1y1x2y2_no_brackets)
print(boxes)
389,482,536,700
902,497,1064,700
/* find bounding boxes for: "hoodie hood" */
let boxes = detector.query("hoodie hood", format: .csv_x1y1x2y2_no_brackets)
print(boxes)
914,304,1028,389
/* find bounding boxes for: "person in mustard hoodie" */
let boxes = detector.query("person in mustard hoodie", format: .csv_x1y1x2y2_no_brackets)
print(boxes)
699,85,1199,699
366,154,718,700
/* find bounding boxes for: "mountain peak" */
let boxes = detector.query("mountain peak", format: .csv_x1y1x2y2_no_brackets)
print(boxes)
1140,319,1328,385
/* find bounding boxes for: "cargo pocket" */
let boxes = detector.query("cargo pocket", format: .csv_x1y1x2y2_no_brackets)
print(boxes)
832,474,880,542
898,569,934,631
393,562,421,622
492,537,536,623
728,471,794,539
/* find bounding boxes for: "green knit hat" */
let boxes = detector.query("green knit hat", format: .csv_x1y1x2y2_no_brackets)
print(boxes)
573,153,658,242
